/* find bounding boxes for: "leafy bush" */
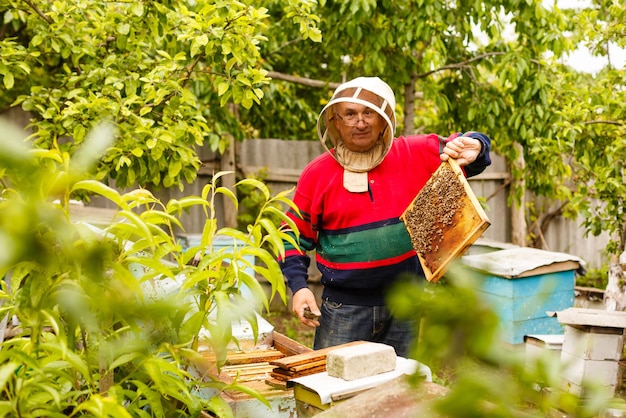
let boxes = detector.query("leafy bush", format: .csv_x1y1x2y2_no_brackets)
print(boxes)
576,265,609,290
0,120,299,417
390,264,622,417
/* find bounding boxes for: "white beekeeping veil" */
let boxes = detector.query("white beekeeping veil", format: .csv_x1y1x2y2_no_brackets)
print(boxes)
316,77,397,192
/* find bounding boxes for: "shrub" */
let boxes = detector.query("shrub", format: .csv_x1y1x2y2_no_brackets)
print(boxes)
0,120,299,417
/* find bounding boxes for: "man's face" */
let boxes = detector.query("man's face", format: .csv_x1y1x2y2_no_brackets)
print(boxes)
333,98,386,153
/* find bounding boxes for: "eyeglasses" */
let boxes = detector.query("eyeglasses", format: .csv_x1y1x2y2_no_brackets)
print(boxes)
335,110,379,127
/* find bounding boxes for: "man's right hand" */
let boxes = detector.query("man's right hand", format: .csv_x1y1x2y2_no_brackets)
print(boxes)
292,288,321,328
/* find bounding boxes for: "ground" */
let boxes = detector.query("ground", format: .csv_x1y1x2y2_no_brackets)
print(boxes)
263,307,315,349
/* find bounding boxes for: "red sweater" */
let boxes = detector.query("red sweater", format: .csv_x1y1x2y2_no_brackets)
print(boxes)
280,132,491,305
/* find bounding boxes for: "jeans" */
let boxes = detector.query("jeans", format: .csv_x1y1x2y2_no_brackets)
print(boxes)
313,300,416,358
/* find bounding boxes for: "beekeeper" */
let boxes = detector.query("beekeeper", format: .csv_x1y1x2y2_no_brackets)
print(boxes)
279,76,491,356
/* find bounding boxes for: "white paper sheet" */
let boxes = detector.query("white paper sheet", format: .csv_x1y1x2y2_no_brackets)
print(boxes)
288,357,431,405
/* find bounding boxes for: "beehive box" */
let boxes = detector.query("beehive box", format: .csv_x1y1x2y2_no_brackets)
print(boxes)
462,247,583,344
562,324,624,361
553,308,626,397
400,159,490,283
524,334,564,367
560,328,623,397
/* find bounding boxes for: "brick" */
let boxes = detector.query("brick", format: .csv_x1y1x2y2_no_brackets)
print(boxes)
326,342,397,381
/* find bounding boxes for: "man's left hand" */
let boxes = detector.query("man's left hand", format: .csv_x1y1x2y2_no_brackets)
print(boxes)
440,136,482,166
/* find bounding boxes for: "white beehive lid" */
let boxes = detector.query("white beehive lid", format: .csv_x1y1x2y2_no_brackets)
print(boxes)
462,247,586,278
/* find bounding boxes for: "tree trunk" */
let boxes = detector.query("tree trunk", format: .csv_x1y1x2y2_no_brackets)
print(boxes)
510,142,527,247
604,254,626,311
402,78,417,136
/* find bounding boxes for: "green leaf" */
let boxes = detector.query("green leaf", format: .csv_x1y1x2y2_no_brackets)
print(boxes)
165,196,209,213
218,82,229,96
130,2,144,17
0,362,20,392
41,342,91,382
117,210,156,248
71,180,123,206
108,352,142,371
237,178,270,201
3,72,14,89
191,34,208,57
117,23,131,35
216,186,239,210
204,395,235,418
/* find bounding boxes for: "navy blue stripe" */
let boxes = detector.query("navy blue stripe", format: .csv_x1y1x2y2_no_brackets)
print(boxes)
319,257,424,305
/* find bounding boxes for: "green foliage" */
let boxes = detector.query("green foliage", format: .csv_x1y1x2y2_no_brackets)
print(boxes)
389,264,617,417
235,168,291,244
4,0,623,258
0,120,299,417
249,0,625,260
237,169,275,228
576,265,609,290
547,0,626,254
0,0,321,190
252,0,572,141
564,99,624,252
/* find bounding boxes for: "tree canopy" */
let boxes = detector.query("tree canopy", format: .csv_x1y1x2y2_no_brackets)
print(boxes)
1,0,625,256
0,0,321,189
247,0,625,258
554,1,626,256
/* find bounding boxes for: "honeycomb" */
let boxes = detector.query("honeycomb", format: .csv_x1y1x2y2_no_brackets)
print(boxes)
401,159,490,282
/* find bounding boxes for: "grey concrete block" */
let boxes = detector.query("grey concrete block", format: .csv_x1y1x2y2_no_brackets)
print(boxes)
326,342,397,381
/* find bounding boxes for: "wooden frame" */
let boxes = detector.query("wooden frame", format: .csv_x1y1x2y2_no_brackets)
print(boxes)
401,159,491,283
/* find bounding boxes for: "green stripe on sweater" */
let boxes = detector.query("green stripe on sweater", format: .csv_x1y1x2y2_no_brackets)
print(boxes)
318,223,414,263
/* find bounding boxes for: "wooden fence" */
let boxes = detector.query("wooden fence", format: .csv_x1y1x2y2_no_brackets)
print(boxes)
89,138,609,269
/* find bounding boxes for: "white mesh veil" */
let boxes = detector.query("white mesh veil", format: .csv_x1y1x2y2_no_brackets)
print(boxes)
316,77,397,173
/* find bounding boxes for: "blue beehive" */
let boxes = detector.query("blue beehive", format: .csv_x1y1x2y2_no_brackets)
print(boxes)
462,247,585,345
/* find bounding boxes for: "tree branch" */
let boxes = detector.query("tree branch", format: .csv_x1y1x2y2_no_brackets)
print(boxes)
267,71,424,100
584,120,624,126
181,54,204,89
415,51,507,80
21,0,52,24
263,52,513,99
529,201,569,249
266,71,342,89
